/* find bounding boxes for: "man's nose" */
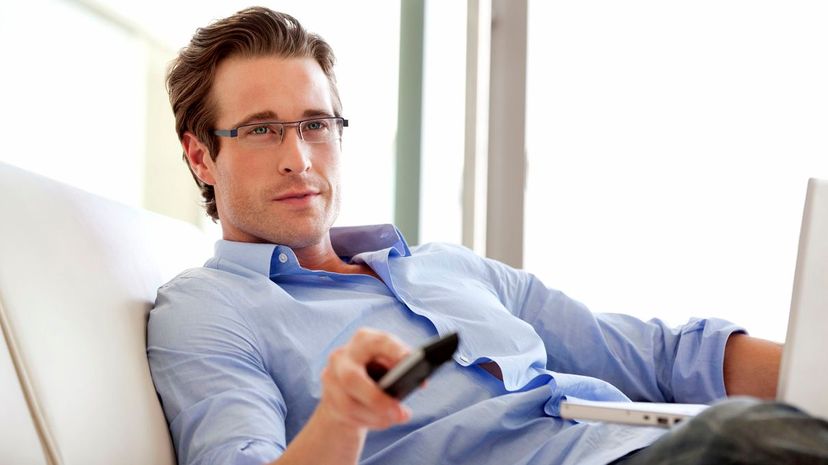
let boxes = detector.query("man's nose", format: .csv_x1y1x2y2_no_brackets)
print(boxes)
277,126,312,174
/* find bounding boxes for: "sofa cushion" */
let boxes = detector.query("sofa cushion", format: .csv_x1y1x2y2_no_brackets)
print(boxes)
0,162,211,464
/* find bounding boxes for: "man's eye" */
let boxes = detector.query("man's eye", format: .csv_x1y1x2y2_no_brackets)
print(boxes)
249,125,271,136
304,120,328,131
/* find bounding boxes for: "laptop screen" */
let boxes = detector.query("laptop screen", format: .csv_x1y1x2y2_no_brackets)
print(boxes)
776,178,828,419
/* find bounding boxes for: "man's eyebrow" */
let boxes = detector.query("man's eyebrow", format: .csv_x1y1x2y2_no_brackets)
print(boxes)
302,109,336,119
233,111,278,128
232,109,336,128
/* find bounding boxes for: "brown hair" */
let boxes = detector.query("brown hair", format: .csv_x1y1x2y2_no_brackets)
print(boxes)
166,7,341,220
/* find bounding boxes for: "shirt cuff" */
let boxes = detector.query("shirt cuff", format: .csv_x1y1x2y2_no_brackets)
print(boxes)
671,317,746,403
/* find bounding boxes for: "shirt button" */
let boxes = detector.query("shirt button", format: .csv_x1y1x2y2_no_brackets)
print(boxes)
278,253,288,263
459,355,469,363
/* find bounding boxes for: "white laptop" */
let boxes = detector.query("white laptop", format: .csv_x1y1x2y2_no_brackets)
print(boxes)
561,178,828,428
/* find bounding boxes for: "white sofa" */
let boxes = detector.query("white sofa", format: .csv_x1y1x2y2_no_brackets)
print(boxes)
0,162,212,464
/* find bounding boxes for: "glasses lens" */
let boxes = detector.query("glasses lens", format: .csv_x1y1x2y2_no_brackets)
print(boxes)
238,123,284,148
301,118,342,143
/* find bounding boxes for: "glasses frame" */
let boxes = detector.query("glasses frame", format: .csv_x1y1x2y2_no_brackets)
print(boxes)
213,116,349,144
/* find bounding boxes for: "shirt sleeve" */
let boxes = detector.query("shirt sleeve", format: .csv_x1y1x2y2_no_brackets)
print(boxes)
482,258,745,403
148,273,287,465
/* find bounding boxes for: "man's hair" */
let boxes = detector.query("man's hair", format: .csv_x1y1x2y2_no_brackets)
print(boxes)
166,7,341,220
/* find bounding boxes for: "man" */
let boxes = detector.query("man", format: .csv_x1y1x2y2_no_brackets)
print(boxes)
148,7,828,465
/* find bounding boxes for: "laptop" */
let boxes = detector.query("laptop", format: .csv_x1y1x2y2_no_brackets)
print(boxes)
561,178,828,428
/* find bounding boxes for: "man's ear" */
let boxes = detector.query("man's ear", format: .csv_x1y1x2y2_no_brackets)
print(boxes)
182,132,217,186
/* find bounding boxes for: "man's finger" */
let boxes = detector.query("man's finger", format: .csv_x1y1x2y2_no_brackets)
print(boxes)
347,328,411,365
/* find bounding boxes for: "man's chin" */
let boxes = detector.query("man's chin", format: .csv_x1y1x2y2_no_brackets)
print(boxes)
222,205,336,247
258,222,331,249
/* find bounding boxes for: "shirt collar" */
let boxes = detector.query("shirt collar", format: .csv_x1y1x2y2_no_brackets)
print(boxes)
209,224,411,278
330,224,410,259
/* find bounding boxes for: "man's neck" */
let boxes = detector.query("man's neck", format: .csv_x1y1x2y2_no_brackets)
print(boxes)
293,238,379,279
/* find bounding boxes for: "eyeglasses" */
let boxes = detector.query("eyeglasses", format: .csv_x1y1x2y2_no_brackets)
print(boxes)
213,116,348,148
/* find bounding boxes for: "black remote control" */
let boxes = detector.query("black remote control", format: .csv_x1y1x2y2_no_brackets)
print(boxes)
366,332,460,400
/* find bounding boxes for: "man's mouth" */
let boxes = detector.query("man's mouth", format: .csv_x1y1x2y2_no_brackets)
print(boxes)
273,189,321,203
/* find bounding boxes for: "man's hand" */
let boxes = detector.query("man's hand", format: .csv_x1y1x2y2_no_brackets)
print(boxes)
318,328,412,430
273,328,412,465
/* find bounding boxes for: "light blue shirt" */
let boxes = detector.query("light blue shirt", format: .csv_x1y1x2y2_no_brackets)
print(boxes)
148,224,743,465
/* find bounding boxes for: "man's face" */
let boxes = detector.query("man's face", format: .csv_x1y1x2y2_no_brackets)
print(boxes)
205,55,342,248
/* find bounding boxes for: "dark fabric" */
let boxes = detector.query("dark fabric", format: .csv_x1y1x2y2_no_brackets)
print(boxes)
611,398,828,465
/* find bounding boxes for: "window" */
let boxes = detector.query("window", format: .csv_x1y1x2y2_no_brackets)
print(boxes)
524,1,828,341
1,0,146,207
419,1,468,244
